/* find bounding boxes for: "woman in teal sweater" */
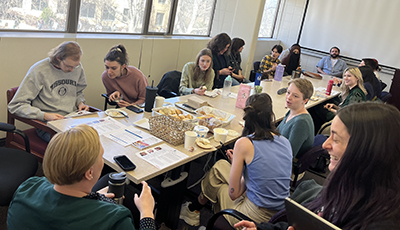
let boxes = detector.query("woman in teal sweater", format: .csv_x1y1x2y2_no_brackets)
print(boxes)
277,78,315,158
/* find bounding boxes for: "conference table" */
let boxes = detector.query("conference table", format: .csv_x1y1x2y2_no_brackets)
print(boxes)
47,74,338,228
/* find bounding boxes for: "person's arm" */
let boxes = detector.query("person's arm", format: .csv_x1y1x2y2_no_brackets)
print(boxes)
8,71,48,120
75,66,87,108
134,181,155,220
134,73,148,105
285,119,310,158
316,58,328,75
205,70,215,91
229,137,253,200
259,56,267,72
179,63,194,95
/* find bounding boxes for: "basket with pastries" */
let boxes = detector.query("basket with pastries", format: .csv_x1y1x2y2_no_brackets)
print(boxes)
149,114,195,146
153,106,194,121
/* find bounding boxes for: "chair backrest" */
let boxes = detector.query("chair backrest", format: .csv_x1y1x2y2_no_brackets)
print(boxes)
364,82,375,101
7,87,18,104
253,61,261,71
157,70,181,98
296,145,328,174
388,69,400,110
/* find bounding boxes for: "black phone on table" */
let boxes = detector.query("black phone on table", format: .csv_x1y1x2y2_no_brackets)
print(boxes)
126,105,143,113
114,155,136,171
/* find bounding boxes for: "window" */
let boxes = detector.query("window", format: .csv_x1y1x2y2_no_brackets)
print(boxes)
78,0,146,33
80,3,96,18
11,0,23,8
102,7,115,21
173,0,215,35
1,0,216,35
31,0,48,11
148,0,171,33
0,0,68,31
155,13,164,26
258,0,281,38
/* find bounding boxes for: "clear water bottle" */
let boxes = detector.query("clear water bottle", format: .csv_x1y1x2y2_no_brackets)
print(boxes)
222,75,232,98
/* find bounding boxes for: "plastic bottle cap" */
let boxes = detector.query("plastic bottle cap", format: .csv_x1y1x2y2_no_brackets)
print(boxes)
226,75,232,81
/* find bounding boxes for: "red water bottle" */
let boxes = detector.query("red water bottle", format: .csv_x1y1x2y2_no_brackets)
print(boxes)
326,79,334,96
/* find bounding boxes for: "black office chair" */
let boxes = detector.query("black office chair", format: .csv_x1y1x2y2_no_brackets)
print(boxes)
206,209,254,230
157,70,181,98
101,93,118,110
0,122,38,206
249,61,261,82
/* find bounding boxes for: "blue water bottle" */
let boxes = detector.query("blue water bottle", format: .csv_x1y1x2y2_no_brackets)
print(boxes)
254,72,262,86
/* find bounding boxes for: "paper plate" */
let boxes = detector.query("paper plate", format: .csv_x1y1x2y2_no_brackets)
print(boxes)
105,109,127,118
195,138,213,149
133,118,150,130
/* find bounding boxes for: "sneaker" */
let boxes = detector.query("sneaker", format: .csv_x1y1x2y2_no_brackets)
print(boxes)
179,201,200,226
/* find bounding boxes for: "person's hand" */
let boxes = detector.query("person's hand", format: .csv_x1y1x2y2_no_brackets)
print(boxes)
78,102,89,111
134,181,155,219
233,220,257,230
117,100,131,108
226,149,234,162
324,103,338,113
220,67,233,75
44,113,65,121
271,63,278,71
333,77,342,85
97,186,115,199
109,91,121,102
287,226,296,230
193,87,206,96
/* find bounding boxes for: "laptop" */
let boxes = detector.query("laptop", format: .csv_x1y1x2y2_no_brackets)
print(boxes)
285,198,341,230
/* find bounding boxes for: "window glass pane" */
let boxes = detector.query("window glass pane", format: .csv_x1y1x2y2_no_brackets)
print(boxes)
0,0,68,31
258,0,280,37
173,0,214,35
148,0,171,33
78,0,146,33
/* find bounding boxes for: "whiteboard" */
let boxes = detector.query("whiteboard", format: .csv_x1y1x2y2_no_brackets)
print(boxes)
299,0,400,68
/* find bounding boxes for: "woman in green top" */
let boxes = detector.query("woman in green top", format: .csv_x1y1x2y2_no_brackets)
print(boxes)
325,67,367,114
179,48,215,95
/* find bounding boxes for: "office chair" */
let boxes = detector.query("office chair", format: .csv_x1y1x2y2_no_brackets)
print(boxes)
157,70,181,98
0,122,38,206
6,86,101,161
101,93,118,110
206,209,254,230
249,61,261,82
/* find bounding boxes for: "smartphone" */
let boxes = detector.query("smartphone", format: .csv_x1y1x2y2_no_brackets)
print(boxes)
114,155,136,171
126,105,143,113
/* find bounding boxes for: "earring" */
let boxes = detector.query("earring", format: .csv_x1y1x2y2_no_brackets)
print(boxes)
90,176,93,179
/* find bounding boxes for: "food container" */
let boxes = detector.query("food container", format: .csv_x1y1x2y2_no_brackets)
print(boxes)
194,106,236,126
153,106,194,121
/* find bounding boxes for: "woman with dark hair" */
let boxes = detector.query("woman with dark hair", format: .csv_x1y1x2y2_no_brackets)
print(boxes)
235,102,400,230
179,93,292,227
179,48,215,95
207,33,236,88
281,44,301,75
228,38,250,85
102,44,148,107
360,58,381,80
259,44,283,77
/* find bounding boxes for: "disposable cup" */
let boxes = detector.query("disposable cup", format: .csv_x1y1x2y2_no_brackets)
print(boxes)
213,128,228,143
154,96,165,108
184,131,197,150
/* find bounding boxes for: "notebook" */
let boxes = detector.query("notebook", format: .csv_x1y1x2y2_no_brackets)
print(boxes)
285,198,341,230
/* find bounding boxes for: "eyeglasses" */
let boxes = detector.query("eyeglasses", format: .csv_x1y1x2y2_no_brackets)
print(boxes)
62,60,80,70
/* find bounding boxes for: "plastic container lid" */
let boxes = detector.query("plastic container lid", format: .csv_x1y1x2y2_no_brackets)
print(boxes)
225,75,232,81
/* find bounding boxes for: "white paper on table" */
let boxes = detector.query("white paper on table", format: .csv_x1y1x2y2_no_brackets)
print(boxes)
103,125,162,148
314,87,339,98
136,144,188,169
69,117,126,135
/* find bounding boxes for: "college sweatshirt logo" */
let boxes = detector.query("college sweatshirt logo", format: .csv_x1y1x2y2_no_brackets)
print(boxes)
50,79,77,96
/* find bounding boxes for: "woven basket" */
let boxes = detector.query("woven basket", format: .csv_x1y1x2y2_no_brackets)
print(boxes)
149,115,195,145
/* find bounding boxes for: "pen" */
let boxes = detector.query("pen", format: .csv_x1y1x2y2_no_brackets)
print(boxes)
119,111,129,118
109,134,128,144
125,129,142,139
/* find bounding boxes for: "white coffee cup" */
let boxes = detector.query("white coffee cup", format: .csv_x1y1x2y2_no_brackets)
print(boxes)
213,128,228,143
154,96,165,108
184,131,197,150
193,125,209,138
